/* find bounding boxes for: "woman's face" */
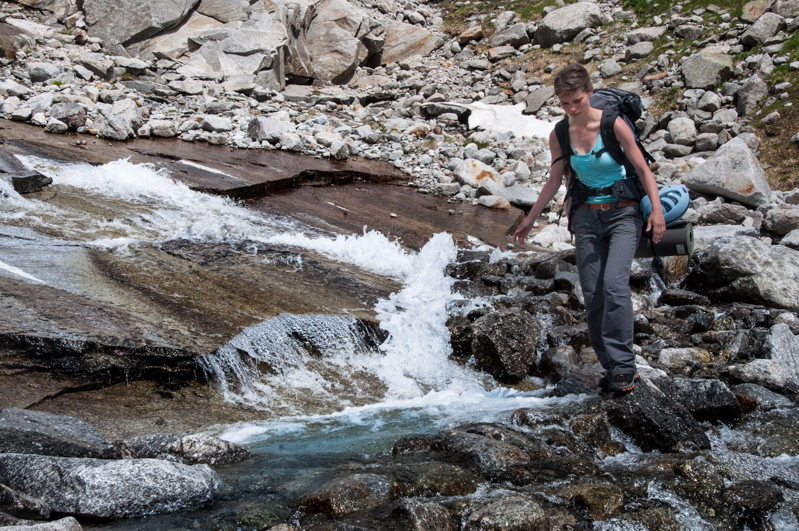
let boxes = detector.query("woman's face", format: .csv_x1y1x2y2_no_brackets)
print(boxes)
558,88,592,118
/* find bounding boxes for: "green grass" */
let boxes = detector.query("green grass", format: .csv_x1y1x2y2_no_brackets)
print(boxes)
517,0,562,20
623,0,742,19
783,33,799,59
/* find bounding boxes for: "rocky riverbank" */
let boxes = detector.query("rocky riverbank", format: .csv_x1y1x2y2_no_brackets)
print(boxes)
1,0,799,246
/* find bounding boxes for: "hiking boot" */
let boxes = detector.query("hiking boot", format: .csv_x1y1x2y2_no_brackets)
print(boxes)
607,372,639,393
597,373,610,391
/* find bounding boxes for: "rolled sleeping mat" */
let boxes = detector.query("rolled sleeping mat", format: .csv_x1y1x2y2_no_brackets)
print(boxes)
634,221,694,259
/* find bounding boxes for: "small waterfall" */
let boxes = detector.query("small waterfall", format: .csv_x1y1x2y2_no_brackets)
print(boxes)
200,314,389,414
200,233,488,416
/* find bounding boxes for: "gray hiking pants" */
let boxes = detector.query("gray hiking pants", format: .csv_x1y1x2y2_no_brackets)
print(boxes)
572,205,643,375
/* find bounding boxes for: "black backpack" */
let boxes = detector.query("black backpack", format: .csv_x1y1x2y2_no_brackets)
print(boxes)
552,88,654,230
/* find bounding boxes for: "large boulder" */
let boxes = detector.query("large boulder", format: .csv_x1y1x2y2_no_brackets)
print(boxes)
379,21,440,65
602,379,711,452
773,0,799,17
0,454,220,518
83,0,200,49
667,117,697,146
742,0,773,23
390,499,457,531
692,225,760,251
15,0,76,20
740,12,785,47
93,98,146,141
304,0,369,83
686,236,799,313
627,26,667,44
0,482,50,520
196,0,249,23
182,13,287,85
737,75,768,116
489,23,529,48
681,50,733,89
727,359,789,390
453,159,505,196
763,207,799,235
48,103,86,130
433,427,530,479
683,138,771,207
523,86,555,115
535,3,601,47
0,516,83,530
28,62,60,83
762,324,799,387
471,309,541,383
126,12,222,60
0,408,119,459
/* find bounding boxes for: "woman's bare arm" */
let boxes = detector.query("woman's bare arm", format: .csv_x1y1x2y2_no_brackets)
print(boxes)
513,128,566,244
613,117,666,243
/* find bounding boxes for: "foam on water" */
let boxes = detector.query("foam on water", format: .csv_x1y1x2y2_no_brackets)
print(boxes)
217,387,573,452
200,232,491,417
13,156,302,247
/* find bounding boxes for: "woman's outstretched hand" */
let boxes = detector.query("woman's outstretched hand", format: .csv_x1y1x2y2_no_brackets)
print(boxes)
514,215,536,245
647,210,666,243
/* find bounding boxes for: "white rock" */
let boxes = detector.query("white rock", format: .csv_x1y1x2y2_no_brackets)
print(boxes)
31,112,48,127
201,115,233,133
684,138,771,207
45,118,68,134
478,195,512,209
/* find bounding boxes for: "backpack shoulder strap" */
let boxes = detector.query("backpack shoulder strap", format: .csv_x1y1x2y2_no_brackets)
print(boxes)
551,117,572,167
599,109,626,168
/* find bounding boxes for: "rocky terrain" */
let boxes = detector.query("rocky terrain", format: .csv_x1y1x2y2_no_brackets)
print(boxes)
2,0,799,530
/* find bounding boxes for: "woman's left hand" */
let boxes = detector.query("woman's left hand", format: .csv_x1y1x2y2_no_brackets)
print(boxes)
647,210,666,244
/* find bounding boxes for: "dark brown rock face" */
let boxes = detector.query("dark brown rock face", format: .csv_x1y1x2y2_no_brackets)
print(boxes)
602,380,711,452
471,309,541,383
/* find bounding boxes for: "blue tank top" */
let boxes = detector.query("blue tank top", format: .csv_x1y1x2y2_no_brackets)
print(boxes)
570,133,626,203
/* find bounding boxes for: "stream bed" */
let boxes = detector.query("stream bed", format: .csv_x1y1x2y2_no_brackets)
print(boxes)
3,155,799,530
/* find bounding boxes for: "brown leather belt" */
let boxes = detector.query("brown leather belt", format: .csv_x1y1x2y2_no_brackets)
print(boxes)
579,200,639,210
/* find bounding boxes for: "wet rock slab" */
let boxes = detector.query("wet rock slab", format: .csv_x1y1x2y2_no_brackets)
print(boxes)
0,408,119,459
0,120,407,200
0,454,220,518
251,182,528,251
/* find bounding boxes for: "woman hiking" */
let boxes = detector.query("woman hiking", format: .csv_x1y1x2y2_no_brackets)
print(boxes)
514,64,666,393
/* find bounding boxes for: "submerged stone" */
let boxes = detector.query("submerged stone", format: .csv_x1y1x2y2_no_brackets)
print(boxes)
462,494,549,531
299,473,395,516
